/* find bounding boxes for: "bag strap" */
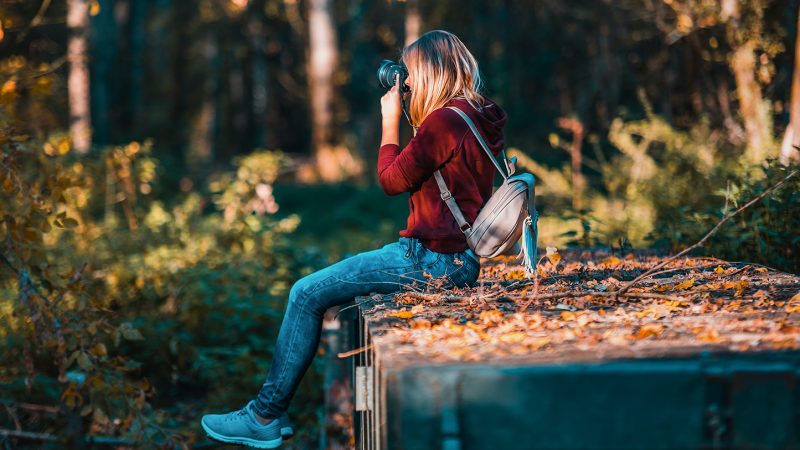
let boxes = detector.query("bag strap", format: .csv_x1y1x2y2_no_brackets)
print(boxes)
446,106,509,180
433,170,472,232
433,105,512,234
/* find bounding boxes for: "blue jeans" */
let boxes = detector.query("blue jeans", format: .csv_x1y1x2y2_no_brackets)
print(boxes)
252,237,481,419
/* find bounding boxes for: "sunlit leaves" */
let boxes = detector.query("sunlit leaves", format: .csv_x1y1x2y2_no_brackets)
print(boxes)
632,323,664,340
546,246,561,266
118,323,144,341
209,151,290,223
390,310,415,319
53,211,79,229
599,256,622,268
61,383,83,409
370,250,800,363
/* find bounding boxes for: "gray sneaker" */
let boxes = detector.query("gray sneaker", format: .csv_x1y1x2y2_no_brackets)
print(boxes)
279,412,294,440
201,401,282,449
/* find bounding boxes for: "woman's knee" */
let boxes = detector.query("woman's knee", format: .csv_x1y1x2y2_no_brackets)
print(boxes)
288,276,314,310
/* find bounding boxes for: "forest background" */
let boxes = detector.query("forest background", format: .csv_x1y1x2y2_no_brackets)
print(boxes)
1,0,799,448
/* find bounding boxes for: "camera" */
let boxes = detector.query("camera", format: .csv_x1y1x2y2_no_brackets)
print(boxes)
376,59,410,92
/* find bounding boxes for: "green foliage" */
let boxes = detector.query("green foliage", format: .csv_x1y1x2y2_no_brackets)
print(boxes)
525,102,743,248
648,160,800,273
1,133,155,445
524,104,798,274
0,131,324,447
272,182,408,261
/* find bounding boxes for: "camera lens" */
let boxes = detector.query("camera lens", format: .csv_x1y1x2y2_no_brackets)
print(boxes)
377,59,409,92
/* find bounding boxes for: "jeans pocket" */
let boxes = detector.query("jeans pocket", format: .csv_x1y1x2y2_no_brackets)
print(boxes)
447,252,481,287
416,241,442,269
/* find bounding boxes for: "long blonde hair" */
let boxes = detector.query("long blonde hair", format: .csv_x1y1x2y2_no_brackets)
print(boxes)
401,30,485,128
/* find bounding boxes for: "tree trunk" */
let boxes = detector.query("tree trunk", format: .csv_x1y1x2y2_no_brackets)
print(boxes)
188,35,218,170
558,117,584,211
404,0,421,47
730,40,774,165
67,0,92,154
781,7,800,164
247,0,268,149
308,0,361,182
308,0,337,179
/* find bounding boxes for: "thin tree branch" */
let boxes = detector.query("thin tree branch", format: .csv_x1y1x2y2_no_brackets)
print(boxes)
14,0,53,43
617,169,798,296
337,343,373,359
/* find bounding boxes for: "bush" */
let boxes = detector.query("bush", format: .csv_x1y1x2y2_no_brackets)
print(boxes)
0,132,325,447
647,160,800,274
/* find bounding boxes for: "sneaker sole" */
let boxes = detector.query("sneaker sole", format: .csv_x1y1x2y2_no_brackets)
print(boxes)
201,419,283,449
280,426,294,440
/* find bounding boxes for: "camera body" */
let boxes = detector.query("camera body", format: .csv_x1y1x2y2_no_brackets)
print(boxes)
376,59,410,93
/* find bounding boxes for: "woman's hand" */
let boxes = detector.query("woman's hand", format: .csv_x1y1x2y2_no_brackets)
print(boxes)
380,74,402,146
380,74,403,126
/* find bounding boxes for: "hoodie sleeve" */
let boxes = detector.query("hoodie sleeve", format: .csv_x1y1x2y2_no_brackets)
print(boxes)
377,109,466,196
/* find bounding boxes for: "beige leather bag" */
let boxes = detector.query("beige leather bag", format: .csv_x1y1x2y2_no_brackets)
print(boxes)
434,106,539,275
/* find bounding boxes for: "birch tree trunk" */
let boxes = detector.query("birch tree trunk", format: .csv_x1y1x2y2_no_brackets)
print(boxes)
404,0,421,47
306,0,362,181
67,0,92,154
308,0,339,181
780,8,800,164
731,40,774,164
721,0,776,165
188,35,218,169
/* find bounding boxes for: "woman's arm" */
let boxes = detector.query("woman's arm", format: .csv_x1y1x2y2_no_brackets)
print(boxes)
380,75,402,147
377,108,464,196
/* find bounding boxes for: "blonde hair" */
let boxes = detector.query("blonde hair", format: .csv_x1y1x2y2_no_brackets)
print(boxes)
401,30,485,128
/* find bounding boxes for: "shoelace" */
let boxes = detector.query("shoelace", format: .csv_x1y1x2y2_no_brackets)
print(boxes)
225,407,249,422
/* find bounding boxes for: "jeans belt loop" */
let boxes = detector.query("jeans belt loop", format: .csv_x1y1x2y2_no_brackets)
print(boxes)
407,237,417,264
465,248,479,264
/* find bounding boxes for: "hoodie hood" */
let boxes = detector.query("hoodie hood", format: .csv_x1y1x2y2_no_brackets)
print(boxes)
447,96,507,154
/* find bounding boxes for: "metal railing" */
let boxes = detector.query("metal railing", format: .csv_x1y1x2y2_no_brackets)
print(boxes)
352,309,386,450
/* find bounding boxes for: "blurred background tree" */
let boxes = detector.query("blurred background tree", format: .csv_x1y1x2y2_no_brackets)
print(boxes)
0,0,799,447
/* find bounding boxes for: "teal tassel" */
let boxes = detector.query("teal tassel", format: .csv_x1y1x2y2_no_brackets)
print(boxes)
518,210,539,277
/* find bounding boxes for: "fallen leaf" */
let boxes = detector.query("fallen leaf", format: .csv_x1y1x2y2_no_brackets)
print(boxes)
674,278,695,290
504,270,527,281
576,314,593,327
528,337,551,350
479,309,504,324
560,311,576,321
655,283,673,292
546,246,561,266
410,319,431,329
714,266,725,274
722,280,749,296
599,256,622,268
499,332,527,343
633,323,664,339
697,329,720,343
391,310,415,319
632,323,664,339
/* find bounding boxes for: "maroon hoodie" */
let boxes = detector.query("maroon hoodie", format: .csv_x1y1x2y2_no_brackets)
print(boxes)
378,96,508,253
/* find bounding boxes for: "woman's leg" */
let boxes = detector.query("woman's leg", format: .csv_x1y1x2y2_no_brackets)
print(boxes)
252,237,463,419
